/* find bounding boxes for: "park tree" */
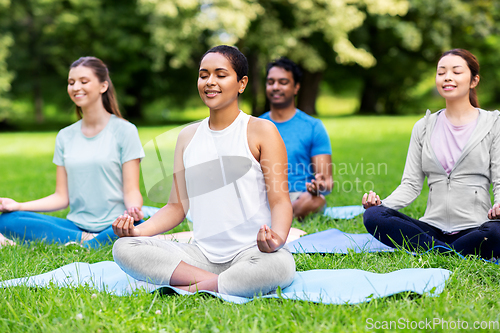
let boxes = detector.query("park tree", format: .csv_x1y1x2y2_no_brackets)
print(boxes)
137,0,410,115
3,0,495,122
136,0,265,110
242,0,409,115
6,0,70,123
5,0,153,122
0,0,13,124
351,0,498,114
464,0,500,108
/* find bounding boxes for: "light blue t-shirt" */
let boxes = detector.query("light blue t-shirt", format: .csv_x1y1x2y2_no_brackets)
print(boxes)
53,115,145,232
260,109,331,192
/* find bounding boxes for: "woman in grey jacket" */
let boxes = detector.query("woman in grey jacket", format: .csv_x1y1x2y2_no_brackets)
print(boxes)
362,49,500,259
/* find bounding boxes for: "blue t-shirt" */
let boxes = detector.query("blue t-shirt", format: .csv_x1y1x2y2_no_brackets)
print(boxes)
53,115,145,232
260,109,331,192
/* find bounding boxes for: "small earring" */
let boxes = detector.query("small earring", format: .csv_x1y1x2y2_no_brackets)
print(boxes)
239,89,243,93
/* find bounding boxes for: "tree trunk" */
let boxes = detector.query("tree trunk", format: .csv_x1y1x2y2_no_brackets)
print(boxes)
24,0,44,123
34,78,44,123
124,71,145,120
247,52,263,116
358,77,380,114
124,88,142,120
297,70,322,115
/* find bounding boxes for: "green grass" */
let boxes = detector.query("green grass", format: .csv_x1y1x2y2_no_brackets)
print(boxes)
1,115,500,332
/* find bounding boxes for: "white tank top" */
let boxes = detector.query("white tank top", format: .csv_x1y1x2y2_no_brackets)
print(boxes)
183,111,271,263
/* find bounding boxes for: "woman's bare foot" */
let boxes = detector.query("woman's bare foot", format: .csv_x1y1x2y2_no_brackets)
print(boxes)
81,231,98,243
0,232,16,247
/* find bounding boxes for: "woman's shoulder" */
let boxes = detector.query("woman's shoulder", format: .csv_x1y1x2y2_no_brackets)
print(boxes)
179,121,201,137
109,115,138,132
248,116,279,136
417,109,443,127
478,108,500,119
56,120,81,140
177,121,202,149
247,117,282,150
107,116,142,141
477,109,500,134
249,116,276,129
406,109,441,141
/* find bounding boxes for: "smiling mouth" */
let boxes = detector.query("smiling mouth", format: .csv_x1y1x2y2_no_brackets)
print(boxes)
205,91,220,97
443,85,456,91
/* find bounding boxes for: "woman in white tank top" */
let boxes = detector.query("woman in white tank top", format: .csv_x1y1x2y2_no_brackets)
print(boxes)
111,45,296,297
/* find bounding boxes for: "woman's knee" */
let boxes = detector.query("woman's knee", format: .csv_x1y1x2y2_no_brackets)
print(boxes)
219,248,296,297
83,227,118,249
363,205,389,234
112,237,137,264
480,221,500,240
0,211,30,224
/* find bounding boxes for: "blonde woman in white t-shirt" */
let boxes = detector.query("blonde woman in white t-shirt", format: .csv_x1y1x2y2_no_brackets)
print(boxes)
0,57,144,248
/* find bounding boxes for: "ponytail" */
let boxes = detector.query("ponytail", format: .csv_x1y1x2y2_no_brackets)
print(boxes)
469,87,479,108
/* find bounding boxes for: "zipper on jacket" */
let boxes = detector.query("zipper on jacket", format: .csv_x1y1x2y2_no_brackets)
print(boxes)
474,190,478,216
446,174,451,231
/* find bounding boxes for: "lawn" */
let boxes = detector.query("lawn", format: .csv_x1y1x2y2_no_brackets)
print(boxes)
1,114,499,332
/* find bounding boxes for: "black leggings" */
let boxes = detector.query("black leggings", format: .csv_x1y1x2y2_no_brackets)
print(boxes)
363,205,500,259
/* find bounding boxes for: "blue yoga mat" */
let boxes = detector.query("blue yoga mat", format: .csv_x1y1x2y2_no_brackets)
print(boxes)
289,228,394,254
143,205,366,220
323,205,365,219
1,261,450,305
290,230,500,265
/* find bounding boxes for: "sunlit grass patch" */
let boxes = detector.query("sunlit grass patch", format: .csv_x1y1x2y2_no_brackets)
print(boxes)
1,115,499,332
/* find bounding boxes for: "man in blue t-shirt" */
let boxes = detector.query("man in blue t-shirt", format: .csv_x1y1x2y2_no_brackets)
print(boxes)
260,57,333,219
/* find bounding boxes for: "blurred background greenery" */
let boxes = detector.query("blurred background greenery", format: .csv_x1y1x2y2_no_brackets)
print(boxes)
0,0,499,129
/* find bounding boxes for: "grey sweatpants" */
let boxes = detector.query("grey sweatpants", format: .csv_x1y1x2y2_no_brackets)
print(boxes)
112,237,296,297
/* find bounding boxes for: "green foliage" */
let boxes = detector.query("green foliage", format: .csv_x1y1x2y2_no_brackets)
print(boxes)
4,0,156,120
352,0,500,114
0,34,13,121
0,0,13,122
140,0,409,72
2,0,500,122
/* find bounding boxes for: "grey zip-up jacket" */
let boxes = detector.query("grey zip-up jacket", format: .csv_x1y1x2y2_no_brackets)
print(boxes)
382,109,500,232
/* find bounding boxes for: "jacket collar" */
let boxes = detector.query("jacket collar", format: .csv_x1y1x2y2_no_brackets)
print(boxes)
425,108,500,173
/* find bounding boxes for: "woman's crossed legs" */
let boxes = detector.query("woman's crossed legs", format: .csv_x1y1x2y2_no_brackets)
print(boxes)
112,237,296,297
364,205,500,259
0,211,119,248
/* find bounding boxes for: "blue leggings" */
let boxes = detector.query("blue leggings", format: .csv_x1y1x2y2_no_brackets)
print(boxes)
364,205,500,259
0,211,117,249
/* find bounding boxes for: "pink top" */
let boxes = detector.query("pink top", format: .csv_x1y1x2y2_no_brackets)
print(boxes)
431,111,477,174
